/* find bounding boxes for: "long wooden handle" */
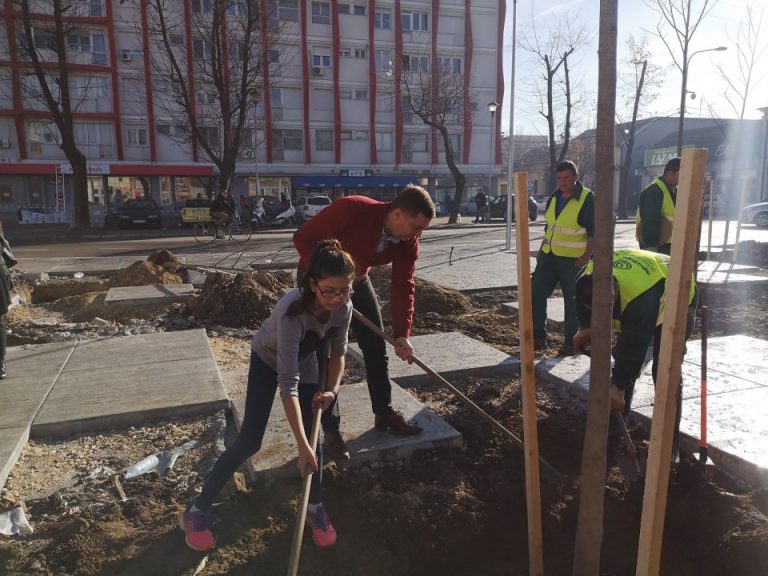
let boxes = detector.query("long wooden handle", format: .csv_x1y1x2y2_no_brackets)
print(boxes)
351,309,565,482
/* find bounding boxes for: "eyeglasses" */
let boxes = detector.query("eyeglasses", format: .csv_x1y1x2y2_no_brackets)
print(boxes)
318,286,354,299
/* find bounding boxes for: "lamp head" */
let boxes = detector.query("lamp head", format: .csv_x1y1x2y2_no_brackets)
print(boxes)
488,101,498,114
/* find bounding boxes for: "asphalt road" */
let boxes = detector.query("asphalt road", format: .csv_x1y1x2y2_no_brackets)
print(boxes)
11,219,766,263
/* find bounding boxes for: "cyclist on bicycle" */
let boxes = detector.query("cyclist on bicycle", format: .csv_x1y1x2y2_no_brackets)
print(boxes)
210,188,236,239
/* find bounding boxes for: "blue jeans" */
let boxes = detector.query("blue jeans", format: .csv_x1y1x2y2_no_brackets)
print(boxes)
196,351,323,510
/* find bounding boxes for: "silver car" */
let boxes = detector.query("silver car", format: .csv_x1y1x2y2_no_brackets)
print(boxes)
741,201,768,228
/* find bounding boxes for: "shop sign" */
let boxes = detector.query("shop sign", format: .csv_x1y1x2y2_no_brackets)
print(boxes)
340,169,373,177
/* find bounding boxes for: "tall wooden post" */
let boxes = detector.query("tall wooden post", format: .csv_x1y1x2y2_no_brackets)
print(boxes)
572,1,617,574
514,172,544,576
636,148,708,575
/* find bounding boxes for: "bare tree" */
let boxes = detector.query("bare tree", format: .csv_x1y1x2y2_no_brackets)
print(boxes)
146,0,278,191
398,57,468,224
715,4,766,255
645,0,722,154
616,36,665,218
14,0,95,229
521,13,591,192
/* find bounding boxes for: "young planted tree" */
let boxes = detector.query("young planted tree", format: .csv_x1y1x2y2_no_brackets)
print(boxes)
521,14,590,193
616,36,665,219
14,0,96,229
146,0,278,191
399,57,469,224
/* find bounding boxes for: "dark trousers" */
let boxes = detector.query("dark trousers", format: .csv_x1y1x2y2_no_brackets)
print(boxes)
0,315,6,362
196,351,323,510
321,276,393,433
531,251,580,346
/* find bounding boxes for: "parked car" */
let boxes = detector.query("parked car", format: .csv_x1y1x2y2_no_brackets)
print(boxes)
179,198,211,227
487,194,539,222
741,201,768,228
115,199,163,229
294,195,332,223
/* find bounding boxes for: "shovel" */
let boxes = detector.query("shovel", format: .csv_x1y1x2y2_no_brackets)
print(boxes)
352,309,567,487
699,305,709,465
612,412,642,484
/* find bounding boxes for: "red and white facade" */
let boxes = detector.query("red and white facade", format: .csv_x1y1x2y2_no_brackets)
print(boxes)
0,0,504,218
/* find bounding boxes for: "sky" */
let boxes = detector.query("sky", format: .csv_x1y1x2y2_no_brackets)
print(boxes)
502,0,767,136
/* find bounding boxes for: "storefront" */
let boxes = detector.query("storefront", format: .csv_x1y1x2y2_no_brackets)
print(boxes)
293,173,421,201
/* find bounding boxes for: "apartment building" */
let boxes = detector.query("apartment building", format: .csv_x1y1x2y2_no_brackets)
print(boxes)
0,0,505,221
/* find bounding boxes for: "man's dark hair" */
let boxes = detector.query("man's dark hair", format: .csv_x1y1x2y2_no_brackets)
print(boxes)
390,184,436,219
663,157,681,174
574,272,593,306
555,160,578,176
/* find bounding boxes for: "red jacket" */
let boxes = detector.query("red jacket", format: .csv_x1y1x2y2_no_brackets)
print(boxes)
293,195,418,338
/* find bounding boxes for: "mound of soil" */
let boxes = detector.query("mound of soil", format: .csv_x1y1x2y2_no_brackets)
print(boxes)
188,270,294,328
30,278,108,304
109,260,182,288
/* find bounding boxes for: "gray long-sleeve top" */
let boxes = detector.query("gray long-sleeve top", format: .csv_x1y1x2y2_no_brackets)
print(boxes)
251,288,352,399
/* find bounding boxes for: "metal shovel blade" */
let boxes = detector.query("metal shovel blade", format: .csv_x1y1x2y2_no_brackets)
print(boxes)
612,412,642,485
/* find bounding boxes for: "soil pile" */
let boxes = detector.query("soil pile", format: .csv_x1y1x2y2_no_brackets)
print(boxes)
188,270,294,328
30,278,108,303
109,259,183,287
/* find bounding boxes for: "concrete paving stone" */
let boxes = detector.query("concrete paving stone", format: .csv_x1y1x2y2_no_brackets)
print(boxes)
232,381,462,482
346,331,520,388
696,260,761,275
31,329,228,437
697,270,768,285
502,298,564,328
416,248,536,291
50,256,137,275
0,427,30,494
105,283,195,306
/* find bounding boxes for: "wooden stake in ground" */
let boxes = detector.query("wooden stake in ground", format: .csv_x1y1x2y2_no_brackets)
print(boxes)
573,2,617,574
636,148,708,576
513,172,544,576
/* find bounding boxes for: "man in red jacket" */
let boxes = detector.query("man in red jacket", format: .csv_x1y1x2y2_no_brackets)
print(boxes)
293,185,435,459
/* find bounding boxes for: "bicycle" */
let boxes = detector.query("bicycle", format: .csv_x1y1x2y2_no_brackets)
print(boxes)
193,212,252,245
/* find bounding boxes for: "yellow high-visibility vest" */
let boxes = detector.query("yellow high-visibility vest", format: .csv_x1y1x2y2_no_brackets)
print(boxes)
636,178,675,248
541,188,592,258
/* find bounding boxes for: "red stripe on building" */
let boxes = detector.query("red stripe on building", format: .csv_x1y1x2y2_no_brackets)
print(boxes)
463,0,473,165
110,164,215,176
105,0,123,160
430,0,439,165
183,2,199,161
368,0,377,165
260,0,273,163
0,163,56,175
300,0,311,164
0,110,118,120
3,0,26,159
332,0,341,164
140,1,156,161
394,0,403,165
495,0,505,165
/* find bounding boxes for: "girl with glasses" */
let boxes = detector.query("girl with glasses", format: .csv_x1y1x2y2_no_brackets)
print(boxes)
180,239,355,552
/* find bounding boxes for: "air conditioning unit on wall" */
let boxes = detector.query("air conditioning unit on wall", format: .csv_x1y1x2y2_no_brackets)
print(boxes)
121,50,133,62
241,149,254,159
312,67,324,76
0,139,10,148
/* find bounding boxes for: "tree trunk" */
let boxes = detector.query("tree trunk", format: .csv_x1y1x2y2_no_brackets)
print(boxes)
619,60,647,220
65,148,90,230
572,2,617,574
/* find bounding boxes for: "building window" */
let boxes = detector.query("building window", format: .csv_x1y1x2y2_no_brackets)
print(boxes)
402,11,429,31
127,127,148,146
374,9,391,29
198,126,219,147
403,133,428,152
402,55,428,73
241,127,255,148
340,130,352,140
170,34,184,46
193,39,212,61
191,0,212,13
315,129,333,151
68,32,107,65
311,1,330,24
312,53,331,68
269,49,280,64
354,48,367,59
273,128,303,150
278,0,298,22
374,50,392,71
0,185,13,203
340,89,368,100
437,57,462,74
227,0,249,16
375,132,393,152
353,130,368,140
338,3,365,15
196,90,217,105
438,134,461,155
157,124,171,136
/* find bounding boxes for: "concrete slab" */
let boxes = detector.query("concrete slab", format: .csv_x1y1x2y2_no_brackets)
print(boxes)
535,336,768,486
697,270,768,285
347,331,520,387
696,260,761,275
32,330,229,437
416,248,536,291
0,427,30,495
502,298,565,329
232,381,462,482
105,283,195,306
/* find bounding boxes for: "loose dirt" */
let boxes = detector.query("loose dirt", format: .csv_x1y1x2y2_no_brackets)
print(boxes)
0,253,767,575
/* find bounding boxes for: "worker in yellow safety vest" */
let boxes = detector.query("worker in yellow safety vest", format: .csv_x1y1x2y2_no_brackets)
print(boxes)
636,157,680,255
572,249,697,462
532,160,595,356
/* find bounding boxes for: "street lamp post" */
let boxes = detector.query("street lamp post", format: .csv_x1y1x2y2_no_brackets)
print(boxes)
677,45,727,154
488,101,498,209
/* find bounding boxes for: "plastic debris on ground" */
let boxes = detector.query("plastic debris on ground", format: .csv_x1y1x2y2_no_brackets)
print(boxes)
125,440,198,479
0,507,34,536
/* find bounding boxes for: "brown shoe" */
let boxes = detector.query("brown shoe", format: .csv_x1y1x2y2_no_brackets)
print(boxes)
323,431,350,460
374,412,422,436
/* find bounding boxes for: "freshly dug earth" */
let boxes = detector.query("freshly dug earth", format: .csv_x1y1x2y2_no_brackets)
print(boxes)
0,262,767,575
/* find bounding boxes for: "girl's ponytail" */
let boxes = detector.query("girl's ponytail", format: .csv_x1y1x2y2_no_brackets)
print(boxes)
288,239,356,315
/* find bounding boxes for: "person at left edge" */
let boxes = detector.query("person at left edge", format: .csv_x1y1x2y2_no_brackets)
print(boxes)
0,228,13,380
179,239,356,552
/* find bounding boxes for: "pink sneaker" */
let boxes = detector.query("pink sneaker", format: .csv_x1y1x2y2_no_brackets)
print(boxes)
179,507,216,552
307,503,337,548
